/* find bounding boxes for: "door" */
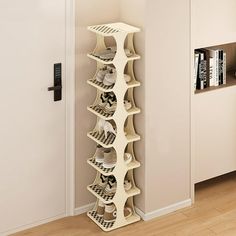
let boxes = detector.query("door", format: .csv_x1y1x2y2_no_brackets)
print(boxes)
0,1,67,234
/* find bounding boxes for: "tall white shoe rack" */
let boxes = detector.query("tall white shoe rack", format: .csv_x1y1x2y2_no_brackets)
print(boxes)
86,22,141,232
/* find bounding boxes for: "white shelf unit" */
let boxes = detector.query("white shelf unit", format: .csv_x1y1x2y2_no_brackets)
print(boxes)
191,0,236,184
86,22,141,231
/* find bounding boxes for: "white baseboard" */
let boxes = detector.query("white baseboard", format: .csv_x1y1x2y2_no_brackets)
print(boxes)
2,213,66,236
74,203,95,216
135,199,192,221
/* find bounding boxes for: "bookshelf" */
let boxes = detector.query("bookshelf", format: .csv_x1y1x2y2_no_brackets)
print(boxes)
191,0,236,184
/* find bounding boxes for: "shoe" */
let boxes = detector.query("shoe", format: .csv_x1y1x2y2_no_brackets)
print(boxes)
124,48,133,57
124,74,131,83
124,180,132,191
124,100,132,110
103,69,116,86
103,203,117,222
97,118,117,139
98,174,108,189
104,94,117,113
103,149,116,168
94,145,105,163
93,46,116,58
124,207,132,218
96,200,105,217
95,67,109,82
97,92,115,110
124,153,132,165
104,176,116,194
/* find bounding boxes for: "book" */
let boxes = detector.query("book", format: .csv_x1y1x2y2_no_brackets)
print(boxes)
194,53,199,90
223,52,226,85
195,51,205,90
209,57,214,86
205,48,217,86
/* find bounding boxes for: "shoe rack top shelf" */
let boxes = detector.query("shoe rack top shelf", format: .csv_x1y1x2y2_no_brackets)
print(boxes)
88,22,140,37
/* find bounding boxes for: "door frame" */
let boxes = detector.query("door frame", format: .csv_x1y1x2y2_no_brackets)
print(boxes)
65,0,76,216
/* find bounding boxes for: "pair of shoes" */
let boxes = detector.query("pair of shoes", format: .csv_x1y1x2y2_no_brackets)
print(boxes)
96,118,116,139
95,146,116,168
98,175,132,195
95,146,133,168
96,66,131,86
97,201,133,222
93,46,133,60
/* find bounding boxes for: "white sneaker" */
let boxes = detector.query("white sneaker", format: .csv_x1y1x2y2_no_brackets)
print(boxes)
94,145,105,163
103,150,117,168
124,153,132,165
124,100,132,111
103,69,116,86
124,180,132,191
124,74,131,82
96,67,109,82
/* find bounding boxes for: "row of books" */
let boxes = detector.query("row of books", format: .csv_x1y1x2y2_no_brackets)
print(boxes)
194,48,226,90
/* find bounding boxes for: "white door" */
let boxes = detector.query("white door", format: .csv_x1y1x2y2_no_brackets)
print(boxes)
0,1,67,234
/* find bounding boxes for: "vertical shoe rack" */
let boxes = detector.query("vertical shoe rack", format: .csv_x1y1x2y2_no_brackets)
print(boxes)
86,22,141,231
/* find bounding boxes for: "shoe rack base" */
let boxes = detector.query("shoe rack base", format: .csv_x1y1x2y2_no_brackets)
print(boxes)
86,22,141,231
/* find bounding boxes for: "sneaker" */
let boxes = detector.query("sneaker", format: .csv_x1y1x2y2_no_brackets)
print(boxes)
96,200,105,217
97,92,113,110
96,67,109,82
124,74,131,83
103,203,117,222
103,69,116,86
124,153,132,165
98,174,108,189
124,207,132,218
104,94,117,113
103,149,116,168
104,176,116,194
124,100,132,110
94,145,105,163
94,46,116,58
124,180,132,191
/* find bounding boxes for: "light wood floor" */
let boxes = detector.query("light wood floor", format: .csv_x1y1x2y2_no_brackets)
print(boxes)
12,172,236,236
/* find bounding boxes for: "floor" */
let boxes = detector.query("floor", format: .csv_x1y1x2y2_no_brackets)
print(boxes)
12,172,236,236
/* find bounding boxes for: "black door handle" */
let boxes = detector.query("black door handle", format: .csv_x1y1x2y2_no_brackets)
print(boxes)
48,85,62,91
48,63,62,101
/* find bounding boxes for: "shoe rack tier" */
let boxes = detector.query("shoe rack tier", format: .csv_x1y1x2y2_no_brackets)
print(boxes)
87,143,140,176
86,22,141,231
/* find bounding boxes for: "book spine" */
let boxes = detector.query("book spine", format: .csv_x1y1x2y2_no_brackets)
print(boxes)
223,52,226,85
209,57,214,86
199,60,207,90
194,54,199,90
215,50,219,86
219,50,223,85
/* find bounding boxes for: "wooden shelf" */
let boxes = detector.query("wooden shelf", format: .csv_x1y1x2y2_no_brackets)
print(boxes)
87,53,141,65
87,158,140,176
195,71,236,95
87,79,140,93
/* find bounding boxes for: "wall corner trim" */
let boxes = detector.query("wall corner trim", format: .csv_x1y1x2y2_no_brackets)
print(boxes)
135,199,192,221
74,203,95,216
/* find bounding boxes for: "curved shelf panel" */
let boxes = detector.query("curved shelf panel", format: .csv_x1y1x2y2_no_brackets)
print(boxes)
87,184,115,204
87,131,116,148
87,79,141,93
87,211,115,232
126,186,141,198
87,210,140,232
87,158,141,176
87,158,115,175
87,53,141,64
126,134,141,143
87,105,114,120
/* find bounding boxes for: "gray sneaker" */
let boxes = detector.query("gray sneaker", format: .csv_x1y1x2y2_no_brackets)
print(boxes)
103,69,117,86
94,145,105,163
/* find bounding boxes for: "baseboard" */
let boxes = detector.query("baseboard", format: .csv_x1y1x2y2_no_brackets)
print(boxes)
135,199,192,221
74,203,95,216
1,213,66,236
